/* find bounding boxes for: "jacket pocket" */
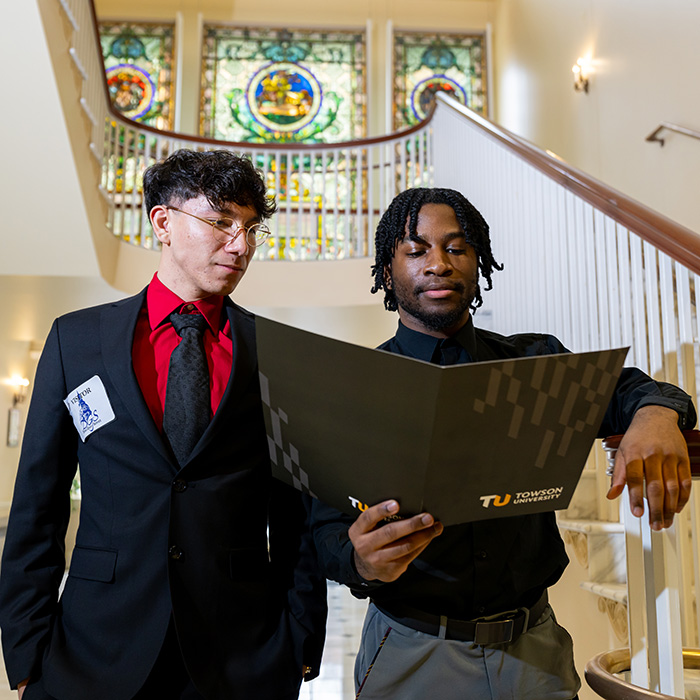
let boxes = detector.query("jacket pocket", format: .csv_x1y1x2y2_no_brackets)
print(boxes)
68,546,118,583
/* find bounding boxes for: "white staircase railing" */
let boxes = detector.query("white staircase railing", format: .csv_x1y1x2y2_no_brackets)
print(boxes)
432,92,700,698
59,0,433,261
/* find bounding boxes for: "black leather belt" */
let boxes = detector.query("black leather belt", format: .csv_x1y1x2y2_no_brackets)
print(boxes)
375,590,548,645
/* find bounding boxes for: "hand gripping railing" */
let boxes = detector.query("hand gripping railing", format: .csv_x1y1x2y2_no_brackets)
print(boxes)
586,648,700,700
601,431,700,478
591,432,700,699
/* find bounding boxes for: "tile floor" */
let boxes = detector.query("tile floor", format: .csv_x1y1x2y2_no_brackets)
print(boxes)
0,579,366,700
299,583,366,700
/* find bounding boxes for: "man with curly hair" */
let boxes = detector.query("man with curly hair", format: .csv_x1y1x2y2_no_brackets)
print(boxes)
0,150,327,700
312,187,694,700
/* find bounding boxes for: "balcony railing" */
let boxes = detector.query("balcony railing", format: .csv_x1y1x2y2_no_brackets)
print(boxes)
60,0,433,261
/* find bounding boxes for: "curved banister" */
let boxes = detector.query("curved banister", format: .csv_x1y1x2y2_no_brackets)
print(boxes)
71,0,700,274
435,93,700,276
431,97,700,700
84,0,434,150
585,648,700,700
104,99,436,151
646,122,700,147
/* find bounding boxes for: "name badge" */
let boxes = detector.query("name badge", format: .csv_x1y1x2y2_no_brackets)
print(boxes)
64,375,116,441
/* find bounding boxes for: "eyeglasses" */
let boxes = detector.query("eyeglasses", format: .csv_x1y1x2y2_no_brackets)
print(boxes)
166,206,271,247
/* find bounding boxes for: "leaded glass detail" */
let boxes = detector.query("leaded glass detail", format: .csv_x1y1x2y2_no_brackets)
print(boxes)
393,31,486,129
99,22,175,130
200,27,366,144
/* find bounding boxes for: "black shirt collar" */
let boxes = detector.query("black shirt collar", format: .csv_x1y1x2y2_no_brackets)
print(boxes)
392,316,477,363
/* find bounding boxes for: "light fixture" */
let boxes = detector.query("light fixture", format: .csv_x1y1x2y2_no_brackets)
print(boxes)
572,57,590,93
6,375,30,408
5,375,29,447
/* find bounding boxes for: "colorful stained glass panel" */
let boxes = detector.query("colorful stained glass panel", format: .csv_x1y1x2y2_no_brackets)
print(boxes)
393,31,487,130
99,22,175,130
201,27,366,144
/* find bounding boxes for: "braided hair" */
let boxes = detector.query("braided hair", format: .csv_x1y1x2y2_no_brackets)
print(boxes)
371,187,503,311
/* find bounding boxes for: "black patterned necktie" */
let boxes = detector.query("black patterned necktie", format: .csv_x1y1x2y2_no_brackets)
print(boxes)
163,310,210,466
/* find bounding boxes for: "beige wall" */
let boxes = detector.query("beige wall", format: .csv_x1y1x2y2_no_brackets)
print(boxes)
493,0,700,233
0,0,101,280
0,276,123,504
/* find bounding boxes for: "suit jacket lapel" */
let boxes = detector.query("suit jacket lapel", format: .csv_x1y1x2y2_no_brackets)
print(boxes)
100,289,175,466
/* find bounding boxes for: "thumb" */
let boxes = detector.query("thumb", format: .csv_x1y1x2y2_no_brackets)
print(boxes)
606,451,627,500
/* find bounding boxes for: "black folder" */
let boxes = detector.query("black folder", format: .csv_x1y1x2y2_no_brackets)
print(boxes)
257,317,627,526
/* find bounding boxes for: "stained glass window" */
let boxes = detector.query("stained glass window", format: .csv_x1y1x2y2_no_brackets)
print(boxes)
200,26,366,144
99,22,175,130
393,31,487,130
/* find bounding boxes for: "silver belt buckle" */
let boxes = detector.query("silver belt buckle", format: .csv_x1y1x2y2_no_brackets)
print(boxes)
473,618,514,645
473,606,529,645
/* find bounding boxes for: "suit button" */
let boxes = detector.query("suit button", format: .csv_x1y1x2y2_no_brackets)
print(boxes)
477,550,488,560
169,545,184,561
172,479,187,493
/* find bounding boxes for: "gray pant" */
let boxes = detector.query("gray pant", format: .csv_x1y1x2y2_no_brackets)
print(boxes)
355,603,581,700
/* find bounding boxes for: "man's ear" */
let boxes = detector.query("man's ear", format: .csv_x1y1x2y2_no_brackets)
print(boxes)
383,265,393,290
150,206,170,245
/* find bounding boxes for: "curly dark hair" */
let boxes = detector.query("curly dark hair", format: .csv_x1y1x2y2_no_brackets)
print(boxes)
143,149,277,220
371,187,503,311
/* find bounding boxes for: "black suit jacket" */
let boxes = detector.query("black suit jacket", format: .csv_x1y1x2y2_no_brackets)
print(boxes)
0,289,327,700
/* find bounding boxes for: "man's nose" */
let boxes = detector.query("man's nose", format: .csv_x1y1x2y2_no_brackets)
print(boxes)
224,229,250,254
425,249,453,275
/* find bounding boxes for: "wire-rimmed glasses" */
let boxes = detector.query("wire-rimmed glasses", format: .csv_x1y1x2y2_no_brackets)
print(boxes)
166,206,271,247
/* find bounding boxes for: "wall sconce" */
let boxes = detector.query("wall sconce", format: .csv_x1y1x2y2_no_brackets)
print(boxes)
7,375,30,408
5,375,30,447
572,57,590,93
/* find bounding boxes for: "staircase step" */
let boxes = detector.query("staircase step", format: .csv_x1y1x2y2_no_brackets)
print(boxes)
557,517,626,584
579,580,627,604
580,581,629,643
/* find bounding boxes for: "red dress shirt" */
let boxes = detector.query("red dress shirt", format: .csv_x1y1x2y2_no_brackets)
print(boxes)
132,274,233,432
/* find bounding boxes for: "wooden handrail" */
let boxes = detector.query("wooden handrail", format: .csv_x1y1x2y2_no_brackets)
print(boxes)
435,93,700,276
646,122,700,147
86,0,434,151
585,647,700,700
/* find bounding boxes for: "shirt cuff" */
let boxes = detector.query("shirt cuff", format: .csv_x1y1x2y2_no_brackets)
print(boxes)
335,538,385,595
634,395,695,429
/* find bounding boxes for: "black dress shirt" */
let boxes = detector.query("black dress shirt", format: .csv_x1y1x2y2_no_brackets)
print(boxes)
312,317,696,620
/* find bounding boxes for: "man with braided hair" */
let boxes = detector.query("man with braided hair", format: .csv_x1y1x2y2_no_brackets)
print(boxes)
311,187,695,700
